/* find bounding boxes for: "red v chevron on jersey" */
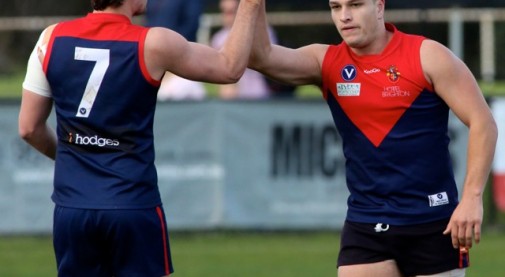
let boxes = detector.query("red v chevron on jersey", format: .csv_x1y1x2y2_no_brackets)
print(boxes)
332,83,421,147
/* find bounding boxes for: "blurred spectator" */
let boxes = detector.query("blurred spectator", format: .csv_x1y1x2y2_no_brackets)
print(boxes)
157,73,206,101
211,0,278,100
145,0,203,42
146,0,207,101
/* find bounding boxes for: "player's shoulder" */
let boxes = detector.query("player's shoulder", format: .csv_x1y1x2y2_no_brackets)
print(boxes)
145,27,187,54
146,27,179,44
302,43,330,56
319,43,342,61
420,38,446,50
420,38,454,64
41,24,57,41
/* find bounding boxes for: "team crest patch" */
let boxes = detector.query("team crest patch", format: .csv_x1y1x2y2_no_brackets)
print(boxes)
341,65,357,81
386,65,401,83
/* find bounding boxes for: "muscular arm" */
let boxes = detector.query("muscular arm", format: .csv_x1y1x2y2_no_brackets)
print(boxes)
145,0,262,84
248,1,327,86
421,40,497,249
19,25,57,160
19,91,57,160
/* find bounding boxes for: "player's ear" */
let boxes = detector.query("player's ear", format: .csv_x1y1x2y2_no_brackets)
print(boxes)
376,0,386,20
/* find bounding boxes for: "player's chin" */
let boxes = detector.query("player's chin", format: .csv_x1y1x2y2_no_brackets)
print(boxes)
345,39,369,50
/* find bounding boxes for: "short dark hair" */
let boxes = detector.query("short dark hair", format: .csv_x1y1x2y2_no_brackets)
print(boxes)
91,0,125,11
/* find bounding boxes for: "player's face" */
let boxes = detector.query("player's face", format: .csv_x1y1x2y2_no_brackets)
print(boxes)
329,0,384,50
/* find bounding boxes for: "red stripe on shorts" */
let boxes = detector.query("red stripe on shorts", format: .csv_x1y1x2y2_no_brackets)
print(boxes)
459,247,470,268
156,206,170,276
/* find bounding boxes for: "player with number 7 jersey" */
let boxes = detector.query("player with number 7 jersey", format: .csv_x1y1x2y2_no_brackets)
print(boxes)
43,14,162,209
18,1,262,276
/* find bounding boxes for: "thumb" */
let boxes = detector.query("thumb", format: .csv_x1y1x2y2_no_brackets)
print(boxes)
442,224,451,235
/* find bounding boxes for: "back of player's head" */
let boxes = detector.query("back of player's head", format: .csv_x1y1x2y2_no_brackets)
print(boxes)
91,0,125,11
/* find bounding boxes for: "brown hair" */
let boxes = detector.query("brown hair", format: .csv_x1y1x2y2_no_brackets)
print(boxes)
91,0,125,11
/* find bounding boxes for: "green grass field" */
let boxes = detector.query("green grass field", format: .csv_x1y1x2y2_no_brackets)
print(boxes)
0,231,504,277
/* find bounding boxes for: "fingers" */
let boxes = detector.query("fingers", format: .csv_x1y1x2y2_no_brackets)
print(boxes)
460,224,473,249
473,224,481,244
443,223,460,249
443,220,481,249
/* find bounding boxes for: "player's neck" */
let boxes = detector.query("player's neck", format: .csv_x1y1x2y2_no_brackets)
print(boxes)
93,5,137,20
350,27,392,56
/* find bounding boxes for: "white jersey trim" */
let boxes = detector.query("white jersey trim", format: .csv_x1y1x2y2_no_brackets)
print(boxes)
22,29,52,98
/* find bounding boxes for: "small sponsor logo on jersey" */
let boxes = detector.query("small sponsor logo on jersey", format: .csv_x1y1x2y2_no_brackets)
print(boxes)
337,83,361,96
341,65,357,81
386,65,401,83
382,86,411,97
428,192,449,207
68,132,120,147
364,68,380,74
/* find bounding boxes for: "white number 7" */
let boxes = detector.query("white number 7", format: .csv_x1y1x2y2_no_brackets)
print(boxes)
74,47,110,118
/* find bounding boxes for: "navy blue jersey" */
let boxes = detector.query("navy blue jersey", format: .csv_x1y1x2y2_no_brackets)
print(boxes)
44,13,162,209
321,24,459,225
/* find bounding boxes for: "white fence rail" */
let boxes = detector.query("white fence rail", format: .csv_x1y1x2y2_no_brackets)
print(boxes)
1,8,505,31
1,8,504,80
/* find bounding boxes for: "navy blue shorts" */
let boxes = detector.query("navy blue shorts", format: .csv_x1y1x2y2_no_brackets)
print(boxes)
337,218,469,276
53,205,174,277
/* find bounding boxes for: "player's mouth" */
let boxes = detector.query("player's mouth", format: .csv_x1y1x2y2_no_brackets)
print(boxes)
340,25,359,34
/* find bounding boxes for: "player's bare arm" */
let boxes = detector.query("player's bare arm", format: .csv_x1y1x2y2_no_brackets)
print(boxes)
19,25,57,160
248,1,326,87
146,0,262,84
421,39,498,249
19,91,56,160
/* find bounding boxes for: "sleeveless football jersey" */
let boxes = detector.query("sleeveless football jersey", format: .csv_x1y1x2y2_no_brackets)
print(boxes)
44,13,162,209
321,24,459,225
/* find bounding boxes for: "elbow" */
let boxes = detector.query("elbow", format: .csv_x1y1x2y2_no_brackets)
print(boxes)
486,111,498,142
230,70,245,83
18,124,37,143
224,67,246,84
474,114,498,149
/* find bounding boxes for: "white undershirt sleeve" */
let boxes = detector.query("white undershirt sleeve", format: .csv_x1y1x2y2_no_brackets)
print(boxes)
22,29,52,98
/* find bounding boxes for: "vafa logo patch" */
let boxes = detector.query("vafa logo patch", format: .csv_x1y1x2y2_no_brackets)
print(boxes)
341,65,357,81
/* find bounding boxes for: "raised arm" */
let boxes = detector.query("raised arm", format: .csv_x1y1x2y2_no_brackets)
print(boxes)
146,0,262,84
248,1,327,87
422,40,498,249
